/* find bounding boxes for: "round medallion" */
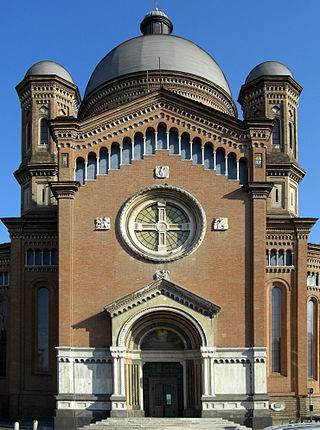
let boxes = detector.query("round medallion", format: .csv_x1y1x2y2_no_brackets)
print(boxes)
119,186,206,262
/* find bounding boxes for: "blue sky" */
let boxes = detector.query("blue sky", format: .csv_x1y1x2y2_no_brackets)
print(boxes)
1,0,320,243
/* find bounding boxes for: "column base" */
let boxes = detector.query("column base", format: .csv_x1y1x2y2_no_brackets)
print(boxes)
110,395,128,417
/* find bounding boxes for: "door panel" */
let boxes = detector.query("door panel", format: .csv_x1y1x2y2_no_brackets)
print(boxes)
143,362,183,417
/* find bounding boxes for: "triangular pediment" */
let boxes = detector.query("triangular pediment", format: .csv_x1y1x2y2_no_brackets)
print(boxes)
104,279,220,319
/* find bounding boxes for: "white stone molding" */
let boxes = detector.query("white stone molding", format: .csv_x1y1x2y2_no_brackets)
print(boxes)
200,347,269,413
212,217,229,231
95,216,111,230
154,166,169,179
56,347,112,412
154,270,170,280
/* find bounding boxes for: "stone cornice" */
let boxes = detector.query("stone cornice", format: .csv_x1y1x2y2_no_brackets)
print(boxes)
292,218,318,239
14,162,58,185
50,181,80,200
266,162,305,184
244,182,273,199
1,217,57,239
104,279,221,319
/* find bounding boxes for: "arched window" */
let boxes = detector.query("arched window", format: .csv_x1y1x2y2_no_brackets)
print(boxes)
134,134,144,160
204,143,214,170
4,272,8,286
278,250,284,266
181,134,190,160
289,122,294,150
39,118,49,145
0,300,7,377
145,129,155,155
157,124,167,150
270,249,277,266
272,119,281,149
87,153,97,180
271,287,282,372
51,249,57,266
227,153,237,180
216,148,225,175
26,122,31,150
37,288,49,372
75,158,85,185
239,158,248,185
308,300,316,379
307,273,312,286
312,273,316,287
192,138,202,165
266,250,270,266
316,273,319,286
286,250,292,266
27,249,34,266
110,143,120,170
35,249,42,266
169,129,179,155
122,138,132,165
99,149,109,174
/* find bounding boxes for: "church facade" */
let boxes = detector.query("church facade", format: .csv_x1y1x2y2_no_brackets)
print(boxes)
1,9,320,430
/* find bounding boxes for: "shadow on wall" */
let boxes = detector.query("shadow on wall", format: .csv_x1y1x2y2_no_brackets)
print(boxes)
72,311,112,347
223,187,251,347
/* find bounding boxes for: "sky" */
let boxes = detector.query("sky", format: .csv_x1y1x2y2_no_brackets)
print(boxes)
0,0,320,244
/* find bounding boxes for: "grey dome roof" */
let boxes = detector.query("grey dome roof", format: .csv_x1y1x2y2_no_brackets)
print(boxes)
84,35,231,97
245,61,293,83
144,10,169,19
25,60,74,83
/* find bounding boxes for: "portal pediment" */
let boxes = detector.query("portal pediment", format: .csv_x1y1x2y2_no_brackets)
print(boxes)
104,279,220,319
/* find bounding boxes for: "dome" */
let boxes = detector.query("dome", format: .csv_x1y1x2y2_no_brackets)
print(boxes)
84,34,231,97
245,61,293,84
25,60,74,83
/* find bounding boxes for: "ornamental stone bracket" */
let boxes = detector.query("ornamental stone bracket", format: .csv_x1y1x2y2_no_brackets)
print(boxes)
154,270,170,280
212,218,228,231
50,181,80,200
95,217,111,230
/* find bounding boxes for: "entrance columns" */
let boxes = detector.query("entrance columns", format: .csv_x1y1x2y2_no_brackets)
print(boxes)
110,346,127,417
200,347,216,406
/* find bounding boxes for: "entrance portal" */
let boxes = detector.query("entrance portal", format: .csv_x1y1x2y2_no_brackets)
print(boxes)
143,362,183,417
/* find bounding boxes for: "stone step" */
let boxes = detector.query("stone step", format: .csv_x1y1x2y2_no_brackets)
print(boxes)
79,417,250,430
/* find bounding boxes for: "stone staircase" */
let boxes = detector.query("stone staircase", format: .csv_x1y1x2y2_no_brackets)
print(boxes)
80,417,251,430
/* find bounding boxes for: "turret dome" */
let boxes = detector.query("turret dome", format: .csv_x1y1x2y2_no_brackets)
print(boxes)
245,61,294,84
25,60,74,83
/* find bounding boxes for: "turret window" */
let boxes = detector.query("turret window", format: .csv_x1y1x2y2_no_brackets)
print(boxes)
26,122,31,151
39,118,49,145
272,119,282,150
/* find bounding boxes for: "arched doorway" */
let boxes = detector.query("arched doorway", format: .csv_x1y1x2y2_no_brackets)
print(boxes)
123,309,203,417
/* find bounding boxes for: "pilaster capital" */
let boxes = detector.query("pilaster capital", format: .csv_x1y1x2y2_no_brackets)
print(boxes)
244,182,273,200
200,346,216,358
50,181,80,200
110,346,126,358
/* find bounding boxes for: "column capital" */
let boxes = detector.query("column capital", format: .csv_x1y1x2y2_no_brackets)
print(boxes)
50,181,80,200
244,182,273,200
200,346,216,358
110,346,126,358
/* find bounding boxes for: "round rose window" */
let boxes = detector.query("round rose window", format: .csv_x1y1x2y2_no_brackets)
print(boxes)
119,186,206,262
